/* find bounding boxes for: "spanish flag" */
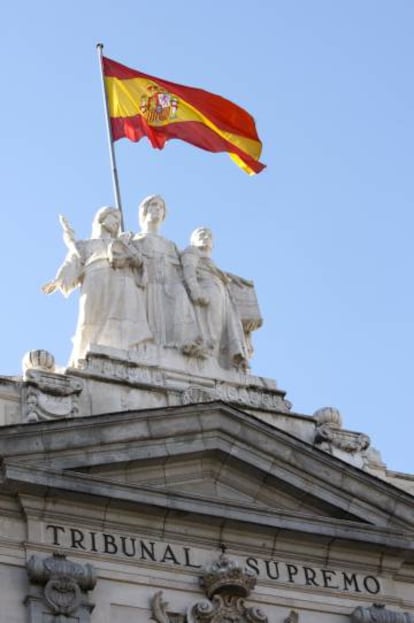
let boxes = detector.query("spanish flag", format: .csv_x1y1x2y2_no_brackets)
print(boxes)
102,57,265,175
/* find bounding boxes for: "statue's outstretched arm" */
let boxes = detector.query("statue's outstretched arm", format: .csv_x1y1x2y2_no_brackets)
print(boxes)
42,252,83,297
42,215,83,296
59,214,79,257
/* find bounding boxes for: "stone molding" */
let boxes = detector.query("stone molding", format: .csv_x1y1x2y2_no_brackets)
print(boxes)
72,349,291,414
351,604,414,623
25,552,96,622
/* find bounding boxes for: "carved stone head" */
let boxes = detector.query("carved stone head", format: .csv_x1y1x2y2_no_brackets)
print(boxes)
138,195,167,231
91,206,121,238
190,227,213,251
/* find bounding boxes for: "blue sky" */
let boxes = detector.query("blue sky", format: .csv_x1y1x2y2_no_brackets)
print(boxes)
1,1,413,473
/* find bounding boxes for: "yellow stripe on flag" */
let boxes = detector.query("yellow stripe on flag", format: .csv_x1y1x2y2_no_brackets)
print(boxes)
105,76,262,161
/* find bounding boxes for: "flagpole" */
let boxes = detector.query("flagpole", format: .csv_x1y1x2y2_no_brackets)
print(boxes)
96,43,125,231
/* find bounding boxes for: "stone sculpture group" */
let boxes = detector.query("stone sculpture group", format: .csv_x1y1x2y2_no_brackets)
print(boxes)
43,196,262,372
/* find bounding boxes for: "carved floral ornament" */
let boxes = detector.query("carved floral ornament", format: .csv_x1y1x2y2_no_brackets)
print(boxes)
151,554,269,623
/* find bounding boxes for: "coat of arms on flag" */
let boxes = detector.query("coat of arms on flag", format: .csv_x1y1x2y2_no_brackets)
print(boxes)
140,84,179,124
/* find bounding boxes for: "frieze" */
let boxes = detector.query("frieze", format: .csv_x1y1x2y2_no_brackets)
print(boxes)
182,386,216,405
78,354,165,387
45,523,381,596
182,382,291,412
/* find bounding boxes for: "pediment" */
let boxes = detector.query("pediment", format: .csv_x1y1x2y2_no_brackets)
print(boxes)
1,401,414,542
71,450,369,522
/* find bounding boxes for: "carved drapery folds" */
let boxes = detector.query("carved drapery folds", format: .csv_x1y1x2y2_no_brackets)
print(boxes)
151,554,268,623
25,552,96,622
351,604,414,623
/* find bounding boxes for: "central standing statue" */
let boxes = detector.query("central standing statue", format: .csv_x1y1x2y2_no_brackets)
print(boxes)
132,195,202,353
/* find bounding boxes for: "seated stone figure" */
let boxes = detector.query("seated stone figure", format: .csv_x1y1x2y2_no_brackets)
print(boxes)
181,227,260,371
42,207,152,364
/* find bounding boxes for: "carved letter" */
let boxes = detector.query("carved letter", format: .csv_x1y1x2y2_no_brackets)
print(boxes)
321,569,339,589
264,560,280,579
140,540,156,561
343,572,361,592
46,524,65,546
120,536,136,558
103,533,118,554
303,566,319,586
161,545,180,565
286,564,298,583
70,528,86,550
363,576,381,594
89,531,98,552
246,557,260,575
184,547,202,569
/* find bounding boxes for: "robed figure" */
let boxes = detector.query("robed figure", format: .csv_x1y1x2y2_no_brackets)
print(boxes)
43,207,152,364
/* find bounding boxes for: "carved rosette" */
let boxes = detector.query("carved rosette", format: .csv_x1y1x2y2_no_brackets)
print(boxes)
26,552,96,619
351,604,414,623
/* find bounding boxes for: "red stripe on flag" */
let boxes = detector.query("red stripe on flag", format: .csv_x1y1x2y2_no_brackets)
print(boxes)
110,116,265,174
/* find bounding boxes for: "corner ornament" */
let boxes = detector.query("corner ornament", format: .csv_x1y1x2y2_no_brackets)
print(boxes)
351,604,414,623
26,552,96,621
151,554,269,623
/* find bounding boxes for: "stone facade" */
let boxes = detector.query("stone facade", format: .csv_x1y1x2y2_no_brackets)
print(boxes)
0,401,413,621
0,195,413,621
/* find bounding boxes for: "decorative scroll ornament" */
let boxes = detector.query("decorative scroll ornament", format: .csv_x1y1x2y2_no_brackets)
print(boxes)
151,554,268,623
315,423,370,453
26,552,96,617
188,594,268,623
351,604,414,623
191,554,268,623
151,591,185,623
313,406,370,454
284,611,299,623
22,349,83,422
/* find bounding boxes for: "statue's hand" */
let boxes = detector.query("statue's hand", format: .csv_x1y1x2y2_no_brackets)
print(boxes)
119,231,133,243
41,280,58,295
110,257,127,269
191,289,209,306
